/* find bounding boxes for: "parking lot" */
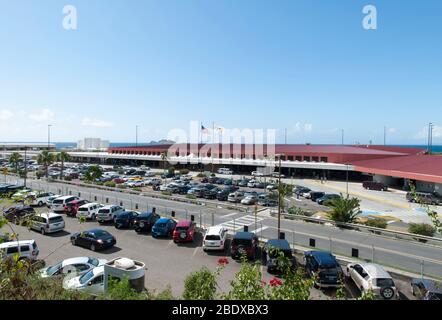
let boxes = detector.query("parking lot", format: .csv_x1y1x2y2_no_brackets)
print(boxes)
1,202,418,300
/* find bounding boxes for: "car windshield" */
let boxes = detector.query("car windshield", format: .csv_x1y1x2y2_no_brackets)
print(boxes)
376,278,395,287
232,238,252,246
79,269,95,285
175,226,189,231
155,223,166,228
49,216,63,223
78,207,88,211
99,209,110,214
88,258,99,266
205,235,220,241
52,199,63,204
92,230,110,238
46,261,62,275
117,213,128,218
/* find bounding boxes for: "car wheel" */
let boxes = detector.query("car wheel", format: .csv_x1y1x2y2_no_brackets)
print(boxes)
381,287,395,300
90,244,96,251
41,228,46,235
71,238,76,246
92,214,96,220
38,201,43,207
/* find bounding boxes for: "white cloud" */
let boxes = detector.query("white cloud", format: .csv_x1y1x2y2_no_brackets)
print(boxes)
81,117,113,128
415,125,442,139
29,108,55,122
0,109,13,121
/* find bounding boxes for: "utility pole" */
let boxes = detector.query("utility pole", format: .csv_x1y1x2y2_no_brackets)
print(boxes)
24,146,27,188
341,129,344,145
346,164,349,197
284,128,287,145
136,125,138,147
384,126,387,146
428,123,434,154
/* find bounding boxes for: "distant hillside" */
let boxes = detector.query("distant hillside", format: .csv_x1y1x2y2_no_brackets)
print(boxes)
147,139,175,145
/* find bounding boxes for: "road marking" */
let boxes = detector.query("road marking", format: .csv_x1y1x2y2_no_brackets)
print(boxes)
192,247,199,257
218,215,264,231
167,240,174,247
221,212,240,219
254,226,269,234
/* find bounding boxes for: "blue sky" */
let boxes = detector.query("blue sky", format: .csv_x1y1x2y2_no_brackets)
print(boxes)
0,0,441,144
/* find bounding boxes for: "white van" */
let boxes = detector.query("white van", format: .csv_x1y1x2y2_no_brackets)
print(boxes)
29,213,65,235
0,240,39,261
77,203,103,220
51,195,79,212
28,192,56,207
203,226,228,252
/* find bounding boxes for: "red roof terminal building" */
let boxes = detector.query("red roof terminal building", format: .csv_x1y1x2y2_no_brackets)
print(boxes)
105,144,441,195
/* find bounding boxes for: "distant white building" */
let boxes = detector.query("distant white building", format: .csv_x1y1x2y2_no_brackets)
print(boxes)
77,138,110,151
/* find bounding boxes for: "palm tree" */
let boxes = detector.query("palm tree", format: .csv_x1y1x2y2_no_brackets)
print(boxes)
85,165,103,182
327,194,361,224
160,152,169,185
8,152,22,173
56,151,71,179
37,150,54,178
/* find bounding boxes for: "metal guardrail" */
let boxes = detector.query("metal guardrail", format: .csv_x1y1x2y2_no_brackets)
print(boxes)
270,210,442,246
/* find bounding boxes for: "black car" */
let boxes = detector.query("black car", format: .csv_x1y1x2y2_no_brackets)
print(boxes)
70,229,116,251
238,179,250,187
411,278,442,300
0,185,25,196
310,191,326,202
133,211,161,233
175,185,191,195
203,188,221,200
295,187,311,196
230,232,259,260
114,211,139,229
304,251,342,288
3,205,35,223
161,172,175,179
262,239,297,273
217,189,231,201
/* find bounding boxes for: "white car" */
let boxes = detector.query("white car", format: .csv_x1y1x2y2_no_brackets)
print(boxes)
241,195,258,205
247,180,257,188
28,192,56,207
63,265,105,295
51,195,79,212
77,203,103,220
46,194,62,207
203,226,228,252
228,191,245,203
0,240,39,261
96,205,125,223
29,213,65,235
218,168,233,175
346,263,399,300
251,171,264,177
40,257,107,278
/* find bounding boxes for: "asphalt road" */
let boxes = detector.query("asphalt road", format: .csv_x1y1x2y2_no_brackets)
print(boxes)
5,175,442,279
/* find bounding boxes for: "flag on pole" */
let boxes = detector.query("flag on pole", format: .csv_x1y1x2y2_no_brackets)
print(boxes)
214,124,225,132
201,124,209,134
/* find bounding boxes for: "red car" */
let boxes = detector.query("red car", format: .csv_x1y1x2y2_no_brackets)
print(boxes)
173,220,196,243
65,199,89,217
113,178,126,184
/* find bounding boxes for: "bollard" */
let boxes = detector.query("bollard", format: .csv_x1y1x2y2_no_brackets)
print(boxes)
120,201,123,207
352,248,359,258
279,232,285,240
152,207,156,214
243,225,249,232
190,215,195,222
171,211,175,218
135,203,139,210
94,196,97,201
106,198,109,204
309,238,316,247
78,192,81,197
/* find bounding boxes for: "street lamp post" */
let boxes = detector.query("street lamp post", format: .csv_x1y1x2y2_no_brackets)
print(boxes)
346,164,349,197
24,146,27,188
48,124,52,150
276,153,284,239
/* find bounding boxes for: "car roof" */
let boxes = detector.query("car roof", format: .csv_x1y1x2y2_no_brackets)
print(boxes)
306,251,338,266
0,239,35,248
267,239,291,250
411,279,442,293
206,225,225,235
233,232,255,239
176,220,192,227
100,205,119,209
62,256,90,266
37,212,62,218
80,202,99,208
86,228,108,234
359,263,392,279
157,217,173,223
92,265,105,276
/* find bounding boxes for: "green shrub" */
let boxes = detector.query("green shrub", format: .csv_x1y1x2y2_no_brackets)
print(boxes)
408,223,436,237
104,181,116,188
287,206,307,216
117,184,127,189
64,176,72,181
179,169,190,175
161,191,172,196
364,218,388,229
186,194,196,200
132,187,142,192
196,173,205,178
183,266,218,300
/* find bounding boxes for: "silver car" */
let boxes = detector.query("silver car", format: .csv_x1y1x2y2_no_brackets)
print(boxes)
40,257,107,278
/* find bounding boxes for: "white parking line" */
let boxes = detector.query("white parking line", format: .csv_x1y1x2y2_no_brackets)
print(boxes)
221,212,241,219
253,226,269,234
192,247,199,257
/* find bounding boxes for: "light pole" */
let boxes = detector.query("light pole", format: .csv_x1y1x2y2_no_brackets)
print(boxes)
24,146,27,188
136,125,138,147
276,153,284,239
48,124,52,150
346,163,349,197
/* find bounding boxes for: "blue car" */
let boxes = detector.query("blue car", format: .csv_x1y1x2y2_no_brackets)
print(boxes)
152,218,177,238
